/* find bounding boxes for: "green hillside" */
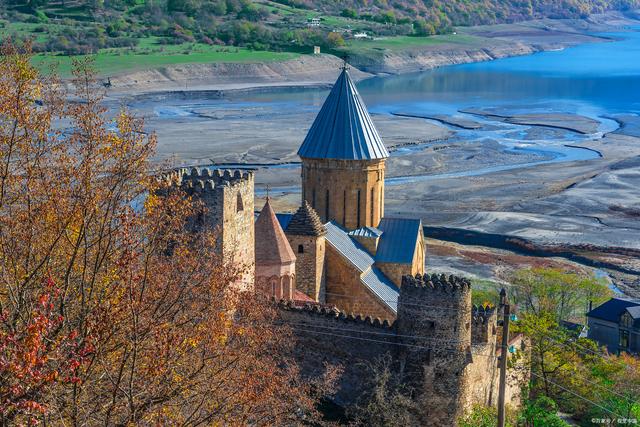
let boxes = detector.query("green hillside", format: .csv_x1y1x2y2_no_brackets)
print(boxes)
1,0,638,75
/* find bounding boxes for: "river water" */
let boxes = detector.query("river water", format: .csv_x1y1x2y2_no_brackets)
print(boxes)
143,28,640,182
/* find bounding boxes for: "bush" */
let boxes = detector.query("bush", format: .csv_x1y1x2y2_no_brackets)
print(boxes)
459,405,499,427
35,10,49,23
519,396,570,427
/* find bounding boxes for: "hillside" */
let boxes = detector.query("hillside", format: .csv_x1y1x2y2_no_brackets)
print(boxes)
1,0,638,76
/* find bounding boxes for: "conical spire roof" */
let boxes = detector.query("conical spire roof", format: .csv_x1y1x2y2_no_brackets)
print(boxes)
286,201,327,236
298,68,389,160
255,199,296,265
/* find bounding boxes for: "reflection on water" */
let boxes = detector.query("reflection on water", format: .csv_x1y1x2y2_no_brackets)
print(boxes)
132,28,640,183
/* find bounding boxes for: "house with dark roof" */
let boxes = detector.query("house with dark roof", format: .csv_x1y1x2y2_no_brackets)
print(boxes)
587,297,640,354
259,67,425,322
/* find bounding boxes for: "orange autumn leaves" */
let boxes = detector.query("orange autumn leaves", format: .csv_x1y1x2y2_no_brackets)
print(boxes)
0,42,335,426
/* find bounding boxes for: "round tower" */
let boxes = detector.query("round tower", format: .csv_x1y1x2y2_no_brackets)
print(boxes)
297,67,389,230
396,273,473,426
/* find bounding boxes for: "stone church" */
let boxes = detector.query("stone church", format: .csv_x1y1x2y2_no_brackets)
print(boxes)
255,67,425,321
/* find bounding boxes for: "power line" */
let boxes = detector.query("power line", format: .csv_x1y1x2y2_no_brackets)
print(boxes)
537,334,640,407
323,291,489,314
291,326,498,359
529,371,627,420
280,319,470,345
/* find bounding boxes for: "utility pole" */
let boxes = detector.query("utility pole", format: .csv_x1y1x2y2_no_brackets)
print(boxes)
498,288,510,427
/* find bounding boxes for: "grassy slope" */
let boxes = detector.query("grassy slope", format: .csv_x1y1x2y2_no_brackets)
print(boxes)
30,40,298,76
1,1,486,76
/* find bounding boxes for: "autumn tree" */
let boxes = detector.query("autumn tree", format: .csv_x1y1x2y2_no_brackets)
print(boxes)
0,42,334,425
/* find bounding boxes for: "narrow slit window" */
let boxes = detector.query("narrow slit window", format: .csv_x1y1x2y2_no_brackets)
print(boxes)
236,193,244,212
343,190,346,226
357,190,361,229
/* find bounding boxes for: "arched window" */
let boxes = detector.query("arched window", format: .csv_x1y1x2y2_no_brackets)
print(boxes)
370,187,374,225
298,244,304,254
312,189,316,209
236,193,244,212
325,190,330,221
343,190,346,226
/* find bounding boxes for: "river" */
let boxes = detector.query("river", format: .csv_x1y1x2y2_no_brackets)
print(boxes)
140,27,640,185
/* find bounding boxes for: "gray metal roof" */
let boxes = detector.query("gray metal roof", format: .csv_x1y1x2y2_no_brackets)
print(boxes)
587,298,640,322
325,221,374,272
626,306,640,320
348,226,383,238
361,268,399,312
325,221,398,313
376,218,423,264
297,69,390,161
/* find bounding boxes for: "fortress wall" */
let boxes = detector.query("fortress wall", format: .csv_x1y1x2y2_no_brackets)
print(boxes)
278,303,396,406
279,274,525,424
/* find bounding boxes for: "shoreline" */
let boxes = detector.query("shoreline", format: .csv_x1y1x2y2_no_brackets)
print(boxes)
104,11,640,99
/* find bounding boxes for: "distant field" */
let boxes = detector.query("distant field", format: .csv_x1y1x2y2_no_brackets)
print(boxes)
28,38,299,77
340,33,482,53
24,33,478,77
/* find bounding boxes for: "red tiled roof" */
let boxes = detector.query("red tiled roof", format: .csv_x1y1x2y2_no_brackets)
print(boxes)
293,290,315,303
255,199,296,265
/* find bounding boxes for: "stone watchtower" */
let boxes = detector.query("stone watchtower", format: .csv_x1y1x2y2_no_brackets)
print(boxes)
285,202,327,302
297,67,389,230
397,273,473,426
164,168,255,288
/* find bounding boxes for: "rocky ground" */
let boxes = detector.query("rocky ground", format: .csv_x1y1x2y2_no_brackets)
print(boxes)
102,11,640,297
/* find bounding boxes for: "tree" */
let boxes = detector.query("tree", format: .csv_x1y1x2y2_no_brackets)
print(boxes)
508,268,611,321
326,31,345,48
0,43,334,425
413,19,436,36
341,8,358,19
458,404,502,427
348,355,420,426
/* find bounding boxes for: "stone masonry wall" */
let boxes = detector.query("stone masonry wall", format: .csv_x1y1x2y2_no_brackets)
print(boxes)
278,302,396,406
280,273,525,425
164,167,255,288
376,261,414,288
325,244,396,322
286,234,325,302
396,274,473,426
301,158,385,230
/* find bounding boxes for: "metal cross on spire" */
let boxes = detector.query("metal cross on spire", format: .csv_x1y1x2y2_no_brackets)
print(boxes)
341,55,350,71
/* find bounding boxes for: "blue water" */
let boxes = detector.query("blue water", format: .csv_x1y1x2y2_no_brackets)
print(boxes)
143,28,640,183
356,30,640,115
195,30,639,116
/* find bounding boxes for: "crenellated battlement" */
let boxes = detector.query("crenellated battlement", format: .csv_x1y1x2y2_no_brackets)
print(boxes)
278,299,394,329
401,273,471,297
471,305,497,344
158,166,255,288
472,305,496,324
163,167,254,193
